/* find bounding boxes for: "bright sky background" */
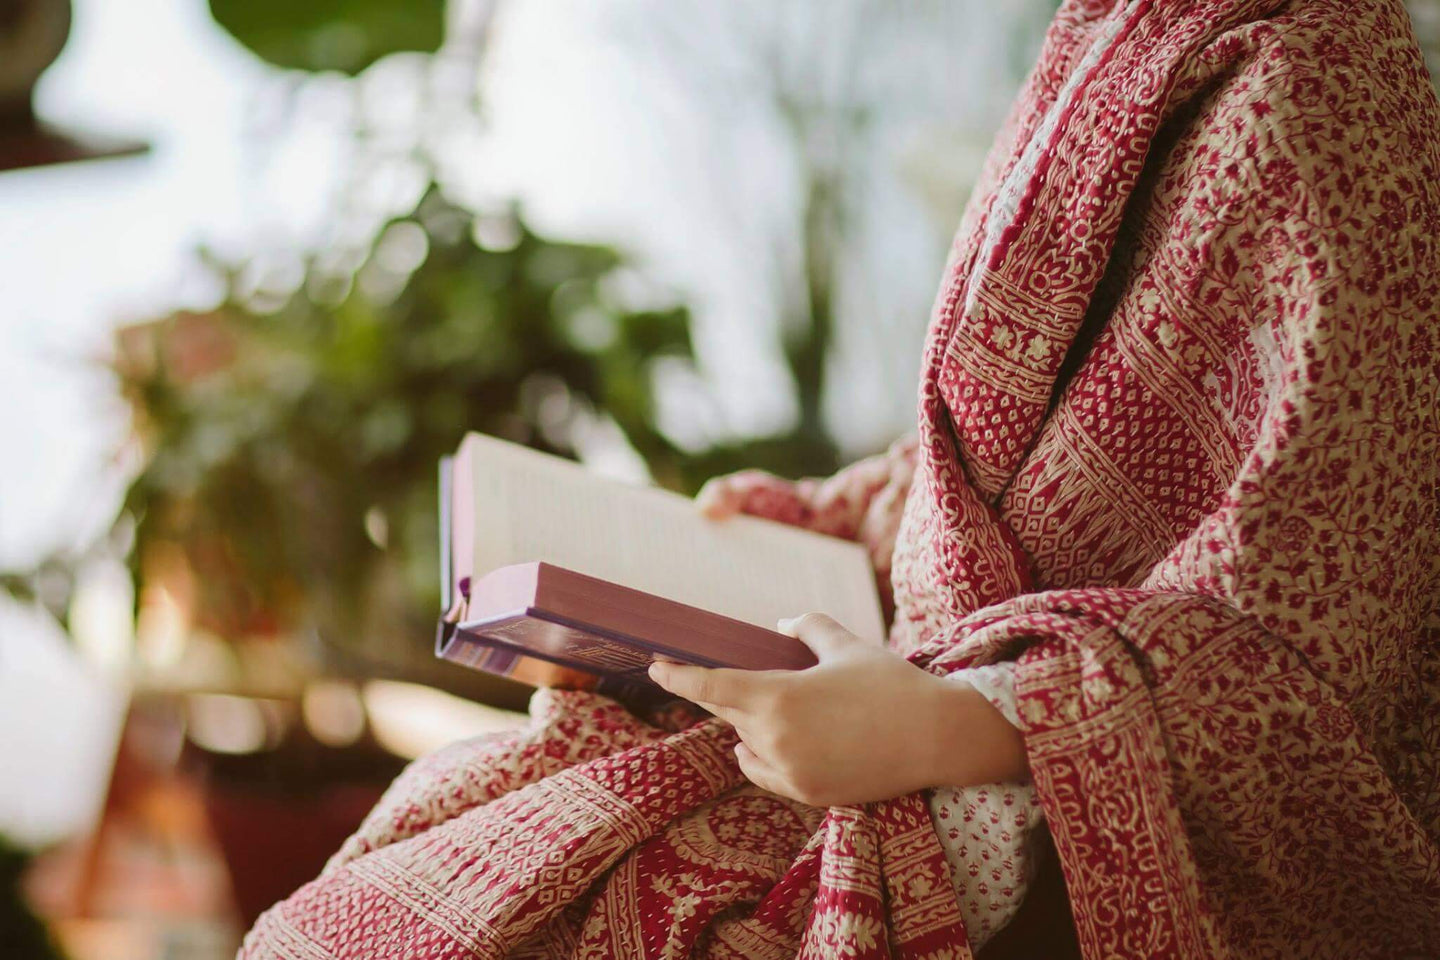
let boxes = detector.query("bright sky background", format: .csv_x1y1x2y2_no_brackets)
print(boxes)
0,0,1044,844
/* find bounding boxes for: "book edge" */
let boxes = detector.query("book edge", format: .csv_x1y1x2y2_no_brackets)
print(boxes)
530,561,816,671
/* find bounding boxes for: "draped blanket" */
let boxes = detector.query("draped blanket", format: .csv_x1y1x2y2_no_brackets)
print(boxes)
241,1,1440,957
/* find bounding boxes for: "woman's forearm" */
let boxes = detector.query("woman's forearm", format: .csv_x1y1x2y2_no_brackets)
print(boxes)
917,678,1031,788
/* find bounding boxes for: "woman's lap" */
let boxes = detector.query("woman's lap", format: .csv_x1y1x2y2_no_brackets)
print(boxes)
243,688,1039,957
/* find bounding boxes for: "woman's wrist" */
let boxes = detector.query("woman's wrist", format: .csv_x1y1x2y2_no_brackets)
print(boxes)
915,673,1030,789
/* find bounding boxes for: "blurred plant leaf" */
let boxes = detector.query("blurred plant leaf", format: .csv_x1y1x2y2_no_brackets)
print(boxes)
106,185,735,687
208,0,446,74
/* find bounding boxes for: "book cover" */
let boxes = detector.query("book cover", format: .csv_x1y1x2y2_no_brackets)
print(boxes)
438,559,819,688
434,435,882,697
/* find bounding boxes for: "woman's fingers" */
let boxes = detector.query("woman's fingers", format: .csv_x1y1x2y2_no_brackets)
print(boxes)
648,661,771,712
733,742,790,797
694,470,811,525
694,476,742,519
777,612,865,659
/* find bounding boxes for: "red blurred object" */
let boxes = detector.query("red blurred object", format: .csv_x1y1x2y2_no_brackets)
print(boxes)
201,783,384,928
24,693,405,957
186,700,405,926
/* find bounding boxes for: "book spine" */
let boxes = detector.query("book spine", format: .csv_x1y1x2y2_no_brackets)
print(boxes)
439,619,606,690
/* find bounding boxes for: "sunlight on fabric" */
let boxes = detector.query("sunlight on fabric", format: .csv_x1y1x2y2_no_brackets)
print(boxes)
361,680,527,760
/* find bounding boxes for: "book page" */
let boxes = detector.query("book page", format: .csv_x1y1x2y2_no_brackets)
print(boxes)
458,433,886,643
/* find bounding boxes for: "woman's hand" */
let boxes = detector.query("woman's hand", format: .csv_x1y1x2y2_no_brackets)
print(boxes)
694,469,819,527
647,613,1029,807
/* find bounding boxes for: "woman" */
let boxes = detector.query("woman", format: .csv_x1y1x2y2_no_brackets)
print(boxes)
242,0,1440,957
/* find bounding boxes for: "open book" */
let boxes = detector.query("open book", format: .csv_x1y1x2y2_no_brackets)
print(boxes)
437,433,884,698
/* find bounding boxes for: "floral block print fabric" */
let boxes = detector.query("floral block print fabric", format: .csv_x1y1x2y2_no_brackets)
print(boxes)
930,663,1047,948
241,1,1440,957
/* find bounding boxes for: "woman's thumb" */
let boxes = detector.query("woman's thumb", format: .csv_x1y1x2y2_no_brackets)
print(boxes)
776,613,861,659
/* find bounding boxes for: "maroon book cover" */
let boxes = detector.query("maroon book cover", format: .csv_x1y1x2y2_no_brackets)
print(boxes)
436,458,817,695
437,561,818,696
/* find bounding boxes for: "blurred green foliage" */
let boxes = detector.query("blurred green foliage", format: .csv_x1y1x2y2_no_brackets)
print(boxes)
113,185,786,689
208,0,446,75
3,1,863,701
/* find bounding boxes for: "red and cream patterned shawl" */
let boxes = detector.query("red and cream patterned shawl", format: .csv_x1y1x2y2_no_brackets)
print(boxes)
241,1,1440,957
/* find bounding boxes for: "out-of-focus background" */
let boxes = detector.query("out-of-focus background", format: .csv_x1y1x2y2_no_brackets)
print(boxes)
0,2,1435,958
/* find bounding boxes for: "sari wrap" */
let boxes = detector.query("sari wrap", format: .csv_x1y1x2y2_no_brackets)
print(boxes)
241,0,1440,957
